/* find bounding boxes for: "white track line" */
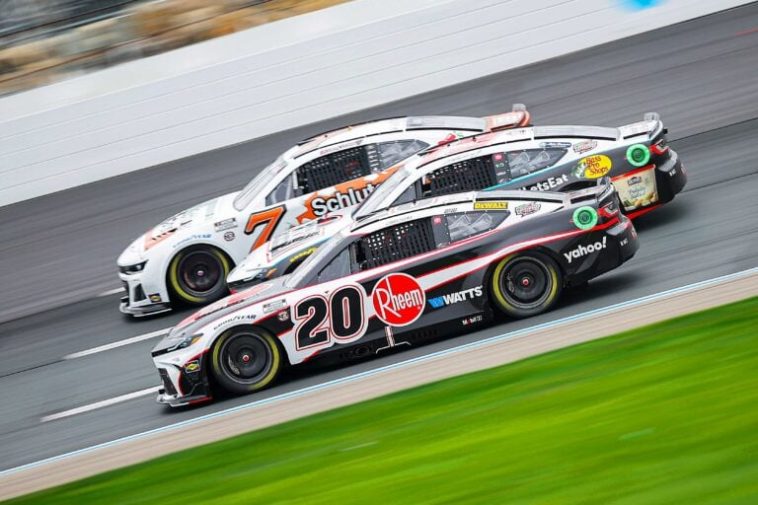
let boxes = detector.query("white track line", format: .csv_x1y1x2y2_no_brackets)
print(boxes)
5,267,755,477
41,387,161,423
63,328,171,360
97,287,125,297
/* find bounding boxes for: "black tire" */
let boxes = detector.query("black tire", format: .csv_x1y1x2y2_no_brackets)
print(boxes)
490,252,562,318
167,246,232,306
210,328,283,395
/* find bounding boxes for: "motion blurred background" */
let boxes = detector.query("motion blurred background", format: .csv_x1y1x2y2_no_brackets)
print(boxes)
0,0,347,96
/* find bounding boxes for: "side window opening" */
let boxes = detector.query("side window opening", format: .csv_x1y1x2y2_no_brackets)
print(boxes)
375,140,428,170
390,184,417,208
446,211,508,243
507,148,566,178
295,140,430,195
316,247,352,283
265,174,296,206
420,156,497,199
297,146,371,194
353,218,435,271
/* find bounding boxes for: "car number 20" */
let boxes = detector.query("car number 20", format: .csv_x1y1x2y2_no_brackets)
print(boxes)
294,285,368,350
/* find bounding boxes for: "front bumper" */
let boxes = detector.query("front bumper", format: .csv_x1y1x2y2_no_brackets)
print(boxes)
154,354,213,408
119,272,172,317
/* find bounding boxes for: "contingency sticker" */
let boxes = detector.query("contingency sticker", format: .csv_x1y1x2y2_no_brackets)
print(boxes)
614,167,659,210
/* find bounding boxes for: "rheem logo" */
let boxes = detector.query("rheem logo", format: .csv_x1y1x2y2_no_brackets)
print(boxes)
371,273,425,327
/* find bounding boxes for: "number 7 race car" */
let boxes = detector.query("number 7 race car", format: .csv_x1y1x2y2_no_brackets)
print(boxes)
226,111,684,291
117,107,531,316
151,180,638,407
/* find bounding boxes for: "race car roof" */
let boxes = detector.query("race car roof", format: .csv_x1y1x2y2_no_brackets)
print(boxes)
290,116,487,159
352,188,568,234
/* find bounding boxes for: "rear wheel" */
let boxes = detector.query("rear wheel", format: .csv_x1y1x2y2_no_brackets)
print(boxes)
168,246,231,305
210,329,283,395
490,252,562,318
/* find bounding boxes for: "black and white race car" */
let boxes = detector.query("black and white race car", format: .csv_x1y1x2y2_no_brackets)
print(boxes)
227,111,683,291
151,181,638,406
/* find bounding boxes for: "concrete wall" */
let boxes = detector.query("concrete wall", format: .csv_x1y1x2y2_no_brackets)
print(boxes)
0,0,751,206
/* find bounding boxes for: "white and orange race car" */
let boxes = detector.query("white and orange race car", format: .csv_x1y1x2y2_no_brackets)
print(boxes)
117,106,531,316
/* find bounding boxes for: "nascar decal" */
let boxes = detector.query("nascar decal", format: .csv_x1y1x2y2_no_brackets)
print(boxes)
294,285,368,350
296,166,399,223
572,155,612,179
371,273,425,327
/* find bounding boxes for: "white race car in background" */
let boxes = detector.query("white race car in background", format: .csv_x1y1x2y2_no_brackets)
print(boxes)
117,106,531,316
227,112,682,291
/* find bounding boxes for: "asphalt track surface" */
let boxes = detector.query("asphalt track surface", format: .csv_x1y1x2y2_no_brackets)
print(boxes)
1,4,757,472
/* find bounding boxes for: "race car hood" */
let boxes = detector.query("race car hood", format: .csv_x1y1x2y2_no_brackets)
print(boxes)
119,193,238,264
227,210,354,284
153,276,293,355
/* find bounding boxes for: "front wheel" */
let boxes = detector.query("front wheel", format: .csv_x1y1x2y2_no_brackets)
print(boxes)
168,246,231,306
210,329,283,395
490,252,562,318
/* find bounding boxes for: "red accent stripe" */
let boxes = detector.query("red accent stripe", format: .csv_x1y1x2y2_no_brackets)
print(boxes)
423,217,621,292
612,164,655,180
626,204,661,220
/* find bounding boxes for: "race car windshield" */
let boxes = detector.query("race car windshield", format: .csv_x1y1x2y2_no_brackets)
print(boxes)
285,230,348,288
233,156,288,211
353,162,415,219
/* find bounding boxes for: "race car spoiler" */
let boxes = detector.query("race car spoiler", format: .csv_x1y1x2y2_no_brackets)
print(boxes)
483,103,532,132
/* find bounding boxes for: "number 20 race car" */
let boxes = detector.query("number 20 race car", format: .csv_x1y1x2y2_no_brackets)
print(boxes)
151,181,638,406
117,107,531,316
227,111,684,291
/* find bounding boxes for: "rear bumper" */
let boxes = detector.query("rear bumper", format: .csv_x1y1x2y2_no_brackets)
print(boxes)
118,271,172,317
565,215,639,285
613,149,686,213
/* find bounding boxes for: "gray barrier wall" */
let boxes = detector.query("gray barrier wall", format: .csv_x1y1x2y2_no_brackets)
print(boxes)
0,0,750,206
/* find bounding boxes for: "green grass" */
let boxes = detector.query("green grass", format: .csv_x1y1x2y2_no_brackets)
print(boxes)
9,298,758,505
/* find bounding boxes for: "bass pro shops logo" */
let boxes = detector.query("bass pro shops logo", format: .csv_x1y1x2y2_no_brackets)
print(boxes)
371,273,425,327
564,236,607,264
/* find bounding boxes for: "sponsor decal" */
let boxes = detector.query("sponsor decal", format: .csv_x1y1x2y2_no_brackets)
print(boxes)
444,207,459,214
212,313,258,331
371,273,425,327
172,233,212,249
263,299,287,314
223,231,235,242
514,202,541,217
214,218,237,232
184,360,200,373
613,166,658,210
461,314,484,326
278,310,290,322
521,174,568,191
290,247,316,264
572,140,598,154
564,236,607,264
573,154,612,179
148,293,162,303
428,286,483,309
296,166,399,223
620,237,629,247
474,201,508,210
310,184,376,216
540,141,572,149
